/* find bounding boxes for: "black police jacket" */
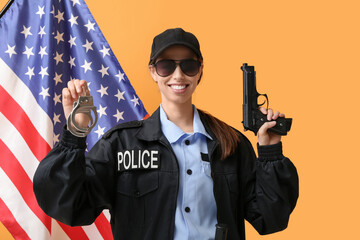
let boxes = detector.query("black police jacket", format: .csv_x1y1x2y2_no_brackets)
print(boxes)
33,107,299,240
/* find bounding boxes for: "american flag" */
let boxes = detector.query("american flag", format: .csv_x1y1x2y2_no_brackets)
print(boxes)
0,0,148,239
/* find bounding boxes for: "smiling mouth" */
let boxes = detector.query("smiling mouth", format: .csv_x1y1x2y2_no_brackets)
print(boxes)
169,84,189,90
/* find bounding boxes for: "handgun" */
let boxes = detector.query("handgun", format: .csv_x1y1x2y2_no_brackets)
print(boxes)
241,63,292,136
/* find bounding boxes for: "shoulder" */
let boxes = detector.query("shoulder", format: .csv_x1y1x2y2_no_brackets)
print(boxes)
102,120,143,139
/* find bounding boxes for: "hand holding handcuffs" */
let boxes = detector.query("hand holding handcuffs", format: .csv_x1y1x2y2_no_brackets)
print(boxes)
67,86,98,137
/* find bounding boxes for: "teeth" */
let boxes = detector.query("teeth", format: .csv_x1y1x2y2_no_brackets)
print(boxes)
171,85,186,90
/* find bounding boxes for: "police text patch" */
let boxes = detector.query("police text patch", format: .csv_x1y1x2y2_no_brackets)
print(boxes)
117,149,160,172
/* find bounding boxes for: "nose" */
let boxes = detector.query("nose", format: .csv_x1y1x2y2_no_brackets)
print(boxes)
172,64,185,79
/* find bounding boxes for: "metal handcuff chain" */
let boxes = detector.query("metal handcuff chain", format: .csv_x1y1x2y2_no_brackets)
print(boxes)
67,87,98,137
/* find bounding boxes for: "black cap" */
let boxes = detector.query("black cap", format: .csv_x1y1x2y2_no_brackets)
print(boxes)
149,28,203,64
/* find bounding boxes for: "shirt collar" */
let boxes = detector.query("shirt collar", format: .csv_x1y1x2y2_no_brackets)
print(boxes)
160,104,212,144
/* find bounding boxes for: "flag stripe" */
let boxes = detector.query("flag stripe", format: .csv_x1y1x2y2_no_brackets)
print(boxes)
0,85,51,161
0,198,30,240
0,58,53,147
0,113,40,180
57,221,89,240
0,115,91,240
94,212,113,240
82,223,104,240
0,139,51,232
0,167,50,239
51,220,71,240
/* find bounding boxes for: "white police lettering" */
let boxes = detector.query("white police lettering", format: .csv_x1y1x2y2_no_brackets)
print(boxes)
117,149,160,172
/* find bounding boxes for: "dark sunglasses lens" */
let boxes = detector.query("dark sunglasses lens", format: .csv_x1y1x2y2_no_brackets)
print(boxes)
155,60,176,77
180,60,200,76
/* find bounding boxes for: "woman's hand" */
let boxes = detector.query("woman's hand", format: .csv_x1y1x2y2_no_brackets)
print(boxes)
62,79,91,128
257,107,285,146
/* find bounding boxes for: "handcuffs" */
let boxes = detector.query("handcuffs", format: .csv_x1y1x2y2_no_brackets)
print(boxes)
67,86,98,137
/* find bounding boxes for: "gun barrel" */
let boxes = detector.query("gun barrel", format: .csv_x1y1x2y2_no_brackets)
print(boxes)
241,63,256,132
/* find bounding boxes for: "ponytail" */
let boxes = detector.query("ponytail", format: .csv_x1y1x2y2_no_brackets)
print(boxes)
198,109,240,161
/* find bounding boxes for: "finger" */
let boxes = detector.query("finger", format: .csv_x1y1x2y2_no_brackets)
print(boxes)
259,107,267,115
67,80,78,99
73,79,84,95
279,113,285,118
79,80,89,96
258,121,276,135
267,108,273,121
272,111,280,120
62,88,72,103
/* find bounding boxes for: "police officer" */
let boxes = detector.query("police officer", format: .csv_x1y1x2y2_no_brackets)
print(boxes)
33,28,299,240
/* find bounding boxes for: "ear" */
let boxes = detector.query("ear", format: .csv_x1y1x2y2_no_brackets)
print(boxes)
197,64,204,85
148,65,158,83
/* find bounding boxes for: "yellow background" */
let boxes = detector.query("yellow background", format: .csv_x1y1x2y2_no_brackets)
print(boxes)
1,0,360,239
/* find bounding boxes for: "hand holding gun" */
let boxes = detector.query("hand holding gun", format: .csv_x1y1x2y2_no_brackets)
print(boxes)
241,63,292,136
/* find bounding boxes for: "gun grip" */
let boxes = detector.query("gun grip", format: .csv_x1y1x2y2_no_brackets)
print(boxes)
254,110,292,136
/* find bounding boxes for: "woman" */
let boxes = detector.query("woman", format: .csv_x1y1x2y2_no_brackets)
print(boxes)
34,28,298,240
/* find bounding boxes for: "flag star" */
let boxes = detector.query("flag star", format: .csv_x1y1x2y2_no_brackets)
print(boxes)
99,45,110,58
25,66,35,80
38,46,48,59
53,113,61,125
113,109,124,122
53,133,60,144
38,26,46,38
39,66,49,79
87,82,92,91
54,10,65,23
70,0,81,6
68,14,78,27
68,35,77,48
98,64,109,78
115,89,125,102
97,84,108,97
94,125,106,138
21,25,32,39
53,72,63,85
68,56,76,68
131,95,140,107
84,20,95,32
82,39,93,52
23,46,34,59
53,92,62,105
50,5,55,15
5,44,16,58
115,70,125,82
39,86,50,100
97,104,107,118
54,51,63,65
36,6,45,19
54,31,64,44
81,60,92,73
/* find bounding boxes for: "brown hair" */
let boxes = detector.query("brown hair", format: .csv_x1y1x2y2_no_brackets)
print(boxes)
198,109,240,160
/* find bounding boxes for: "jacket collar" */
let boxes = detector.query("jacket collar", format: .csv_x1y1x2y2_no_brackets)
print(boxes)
136,107,219,159
135,107,164,142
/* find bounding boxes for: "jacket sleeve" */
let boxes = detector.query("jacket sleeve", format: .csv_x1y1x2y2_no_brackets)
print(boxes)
240,137,299,235
33,127,116,226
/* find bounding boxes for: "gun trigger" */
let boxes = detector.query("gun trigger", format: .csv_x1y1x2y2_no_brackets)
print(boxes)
264,94,269,109
257,93,269,109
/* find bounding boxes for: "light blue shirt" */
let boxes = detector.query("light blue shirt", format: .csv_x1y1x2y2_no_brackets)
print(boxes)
160,105,217,240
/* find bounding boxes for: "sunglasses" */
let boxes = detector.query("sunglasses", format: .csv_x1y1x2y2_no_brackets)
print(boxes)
152,59,202,77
